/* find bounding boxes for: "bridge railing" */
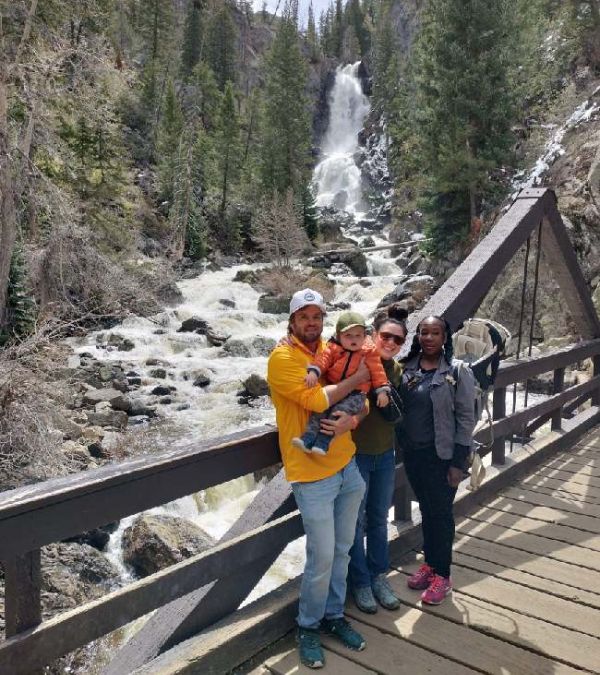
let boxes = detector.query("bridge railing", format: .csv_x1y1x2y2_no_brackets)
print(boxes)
1,339,600,674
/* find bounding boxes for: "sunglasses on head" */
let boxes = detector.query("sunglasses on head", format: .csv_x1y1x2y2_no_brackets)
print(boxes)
379,331,405,345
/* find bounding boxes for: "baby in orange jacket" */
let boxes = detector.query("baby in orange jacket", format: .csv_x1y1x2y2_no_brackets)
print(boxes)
292,311,390,455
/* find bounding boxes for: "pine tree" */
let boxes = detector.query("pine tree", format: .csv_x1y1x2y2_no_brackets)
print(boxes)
332,0,344,58
138,0,175,110
346,0,370,57
157,79,184,203
413,0,518,254
300,183,319,241
181,0,205,79
1,244,36,343
260,1,311,196
215,82,241,217
170,127,209,260
205,4,238,90
190,62,222,132
306,2,320,62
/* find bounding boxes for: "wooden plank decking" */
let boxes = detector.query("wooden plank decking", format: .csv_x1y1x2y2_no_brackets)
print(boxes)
248,434,600,675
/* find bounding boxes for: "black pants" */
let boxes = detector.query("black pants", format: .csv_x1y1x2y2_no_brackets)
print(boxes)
403,445,457,578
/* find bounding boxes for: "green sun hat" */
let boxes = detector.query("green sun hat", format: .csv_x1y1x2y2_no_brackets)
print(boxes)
336,311,367,334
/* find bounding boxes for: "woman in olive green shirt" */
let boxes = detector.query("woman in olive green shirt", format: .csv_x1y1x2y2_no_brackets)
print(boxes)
348,303,407,614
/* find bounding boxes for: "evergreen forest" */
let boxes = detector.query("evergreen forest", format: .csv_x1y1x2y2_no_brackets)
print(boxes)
1,0,599,341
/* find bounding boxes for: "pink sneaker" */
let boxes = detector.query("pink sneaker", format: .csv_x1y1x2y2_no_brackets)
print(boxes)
407,563,435,590
421,574,452,605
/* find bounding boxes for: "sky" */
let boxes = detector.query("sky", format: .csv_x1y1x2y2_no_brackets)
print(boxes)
252,0,332,28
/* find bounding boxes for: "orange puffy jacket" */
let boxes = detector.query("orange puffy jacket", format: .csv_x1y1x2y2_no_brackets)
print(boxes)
309,337,389,394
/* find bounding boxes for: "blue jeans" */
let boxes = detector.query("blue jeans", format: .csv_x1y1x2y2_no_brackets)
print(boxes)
348,449,396,589
292,459,366,629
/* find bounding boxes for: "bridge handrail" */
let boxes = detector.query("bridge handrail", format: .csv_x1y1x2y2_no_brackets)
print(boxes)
1,340,600,561
0,425,279,559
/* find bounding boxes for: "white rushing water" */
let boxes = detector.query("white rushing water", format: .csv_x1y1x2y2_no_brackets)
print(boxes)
313,62,370,218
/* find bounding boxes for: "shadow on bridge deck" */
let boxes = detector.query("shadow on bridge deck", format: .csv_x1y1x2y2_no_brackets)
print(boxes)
238,432,600,675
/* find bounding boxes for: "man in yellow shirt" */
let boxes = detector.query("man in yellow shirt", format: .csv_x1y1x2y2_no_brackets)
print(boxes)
267,288,369,669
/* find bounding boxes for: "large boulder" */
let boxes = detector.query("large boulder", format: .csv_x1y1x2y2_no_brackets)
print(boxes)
242,374,269,398
338,250,369,277
258,295,290,314
83,388,124,407
122,514,215,578
42,543,121,614
178,317,209,333
222,336,277,357
403,275,435,303
86,409,128,429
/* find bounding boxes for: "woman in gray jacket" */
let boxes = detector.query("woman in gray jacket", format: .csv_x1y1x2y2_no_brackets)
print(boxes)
398,315,475,605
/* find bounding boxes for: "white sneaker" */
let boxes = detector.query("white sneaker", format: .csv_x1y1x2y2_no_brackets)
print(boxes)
292,437,312,453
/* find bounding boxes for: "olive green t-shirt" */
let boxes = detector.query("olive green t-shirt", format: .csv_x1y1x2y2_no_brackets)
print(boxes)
352,358,403,455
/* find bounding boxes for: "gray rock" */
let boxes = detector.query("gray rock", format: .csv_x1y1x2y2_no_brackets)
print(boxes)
242,374,269,398
151,385,172,396
64,523,118,551
178,317,209,333
224,336,278,358
107,334,135,351
219,298,236,308
110,394,133,413
156,281,184,306
339,250,369,277
128,402,157,417
122,514,215,578
193,373,211,388
257,295,290,314
83,388,123,407
112,377,130,393
403,275,435,302
42,542,121,611
206,327,230,346
146,358,170,367
149,368,167,379
233,269,258,285
86,409,128,430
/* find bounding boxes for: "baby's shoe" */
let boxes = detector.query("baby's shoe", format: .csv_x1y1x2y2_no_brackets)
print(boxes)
292,437,312,453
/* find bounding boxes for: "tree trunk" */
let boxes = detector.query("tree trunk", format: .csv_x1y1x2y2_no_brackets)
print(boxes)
0,73,17,328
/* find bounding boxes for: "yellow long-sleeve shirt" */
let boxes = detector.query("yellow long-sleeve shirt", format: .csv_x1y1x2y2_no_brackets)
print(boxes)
267,335,356,483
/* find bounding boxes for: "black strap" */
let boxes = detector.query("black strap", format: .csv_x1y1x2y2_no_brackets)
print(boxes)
340,350,354,382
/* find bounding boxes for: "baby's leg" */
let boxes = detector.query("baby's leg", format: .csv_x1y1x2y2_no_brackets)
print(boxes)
312,393,366,455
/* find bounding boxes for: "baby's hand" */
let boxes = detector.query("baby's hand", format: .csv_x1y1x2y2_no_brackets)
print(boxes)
376,391,390,407
305,371,319,387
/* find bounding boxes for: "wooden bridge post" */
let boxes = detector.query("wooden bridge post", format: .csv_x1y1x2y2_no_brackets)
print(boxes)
593,356,600,406
492,387,507,464
551,368,565,430
3,550,42,638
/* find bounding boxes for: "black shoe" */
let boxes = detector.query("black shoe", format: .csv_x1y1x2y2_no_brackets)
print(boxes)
321,617,366,651
297,627,325,668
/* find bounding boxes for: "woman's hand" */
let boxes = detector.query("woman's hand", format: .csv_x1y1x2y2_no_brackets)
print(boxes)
447,466,463,488
376,390,390,407
320,410,355,436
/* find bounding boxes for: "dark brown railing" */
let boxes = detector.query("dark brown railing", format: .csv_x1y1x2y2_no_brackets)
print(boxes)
1,188,600,674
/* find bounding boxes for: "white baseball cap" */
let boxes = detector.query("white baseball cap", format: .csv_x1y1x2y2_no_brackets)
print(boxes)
289,288,327,316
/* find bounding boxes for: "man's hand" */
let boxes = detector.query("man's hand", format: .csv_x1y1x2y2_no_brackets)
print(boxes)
376,391,389,407
320,410,355,436
447,466,463,488
304,371,319,387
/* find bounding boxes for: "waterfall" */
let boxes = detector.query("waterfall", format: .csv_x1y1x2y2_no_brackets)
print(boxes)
313,62,370,219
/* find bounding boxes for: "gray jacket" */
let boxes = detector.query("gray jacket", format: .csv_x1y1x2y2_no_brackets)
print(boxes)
401,355,476,460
